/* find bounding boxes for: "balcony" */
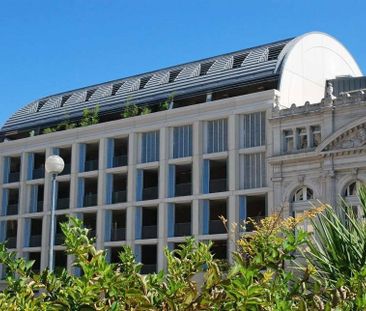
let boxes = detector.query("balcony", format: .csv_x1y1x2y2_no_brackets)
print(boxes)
8,172,20,183
112,191,127,204
174,222,191,237
32,167,45,180
175,183,192,197
84,159,98,172
29,234,42,247
113,155,128,167
209,220,226,234
6,237,17,249
142,187,158,201
111,228,126,241
141,264,156,274
57,198,70,210
84,194,97,207
6,204,18,216
209,178,227,193
141,225,157,239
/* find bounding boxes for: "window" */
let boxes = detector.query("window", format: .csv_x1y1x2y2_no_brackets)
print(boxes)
283,130,294,153
28,152,45,180
296,128,308,150
137,169,159,201
171,125,192,158
239,195,266,232
201,199,227,235
206,119,228,153
344,181,357,197
3,156,21,183
240,153,266,189
140,131,160,163
292,186,314,202
29,184,44,213
240,112,266,148
169,164,192,197
310,125,321,148
167,203,191,237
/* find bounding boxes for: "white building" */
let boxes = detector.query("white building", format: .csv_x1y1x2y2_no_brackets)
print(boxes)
0,32,363,276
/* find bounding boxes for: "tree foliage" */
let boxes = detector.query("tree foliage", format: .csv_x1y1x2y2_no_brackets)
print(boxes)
1,188,366,309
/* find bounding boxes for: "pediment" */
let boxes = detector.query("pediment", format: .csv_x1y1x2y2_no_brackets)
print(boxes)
318,117,366,155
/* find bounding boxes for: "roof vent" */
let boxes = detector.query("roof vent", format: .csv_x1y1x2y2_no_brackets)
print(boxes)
200,61,215,76
168,69,183,83
268,44,286,61
37,100,47,112
139,75,152,89
112,82,124,96
232,53,249,68
60,95,72,107
85,89,96,101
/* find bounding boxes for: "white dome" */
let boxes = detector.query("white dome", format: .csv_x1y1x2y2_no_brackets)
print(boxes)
276,32,362,107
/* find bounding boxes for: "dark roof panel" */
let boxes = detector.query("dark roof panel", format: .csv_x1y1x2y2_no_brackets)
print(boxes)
1,37,293,134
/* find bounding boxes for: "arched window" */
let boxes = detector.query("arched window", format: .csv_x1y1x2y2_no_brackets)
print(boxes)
344,181,357,197
291,186,313,202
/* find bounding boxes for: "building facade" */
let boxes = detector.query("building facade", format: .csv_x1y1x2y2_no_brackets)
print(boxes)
0,32,364,277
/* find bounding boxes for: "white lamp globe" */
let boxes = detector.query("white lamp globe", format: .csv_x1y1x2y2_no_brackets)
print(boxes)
45,155,64,175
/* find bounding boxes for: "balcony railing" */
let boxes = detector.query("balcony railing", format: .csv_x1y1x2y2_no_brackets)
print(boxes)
142,187,158,201
60,163,71,175
174,222,191,237
141,264,156,274
141,225,157,239
209,220,226,234
6,237,17,249
209,178,227,193
84,159,98,172
54,233,64,245
175,183,192,197
113,155,128,167
8,172,20,183
6,204,18,216
57,198,70,210
111,228,126,241
29,234,42,247
32,167,45,180
112,190,127,204
83,194,97,207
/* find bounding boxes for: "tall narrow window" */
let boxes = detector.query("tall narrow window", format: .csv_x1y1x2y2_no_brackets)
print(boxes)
171,125,192,158
140,131,160,163
206,119,228,153
283,130,294,153
240,112,266,148
297,128,308,150
310,125,321,148
240,153,266,189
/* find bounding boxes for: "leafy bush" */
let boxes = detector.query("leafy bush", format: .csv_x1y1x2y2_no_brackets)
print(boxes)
80,105,100,127
1,193,366,309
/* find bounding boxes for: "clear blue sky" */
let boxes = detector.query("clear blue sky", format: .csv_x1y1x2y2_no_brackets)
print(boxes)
0,0,365,127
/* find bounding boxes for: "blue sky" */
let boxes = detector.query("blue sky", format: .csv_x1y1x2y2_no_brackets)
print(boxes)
0,0,365,127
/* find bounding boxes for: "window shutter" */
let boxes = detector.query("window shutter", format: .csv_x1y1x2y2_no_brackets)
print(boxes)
201,200,209,235
104,210,112,242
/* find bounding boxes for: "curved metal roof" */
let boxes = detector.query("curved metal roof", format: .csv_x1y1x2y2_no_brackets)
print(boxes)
1,37,293,134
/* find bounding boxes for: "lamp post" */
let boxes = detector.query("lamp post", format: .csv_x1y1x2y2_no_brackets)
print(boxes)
45,155,64,272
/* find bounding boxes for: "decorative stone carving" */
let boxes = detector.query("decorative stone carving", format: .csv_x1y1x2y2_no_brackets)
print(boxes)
333,128,366,149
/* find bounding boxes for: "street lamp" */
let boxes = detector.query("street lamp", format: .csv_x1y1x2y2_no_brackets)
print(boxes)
45,155,64,272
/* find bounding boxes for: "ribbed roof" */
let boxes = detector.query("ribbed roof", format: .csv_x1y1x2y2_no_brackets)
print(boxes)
1,37,293,134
